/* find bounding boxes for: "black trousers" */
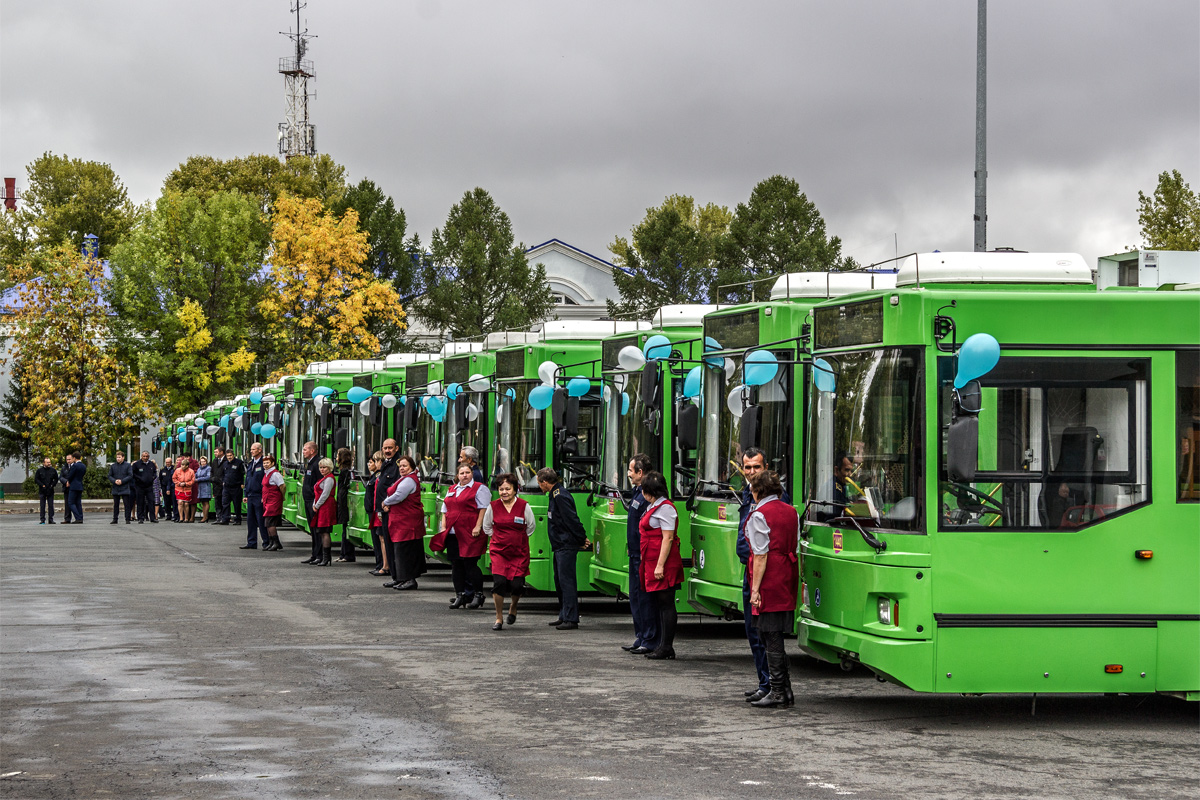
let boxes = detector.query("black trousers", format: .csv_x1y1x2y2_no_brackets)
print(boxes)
390,538,424,582
553,548,580,623
39,491,55,523
446,534,483,596
339,523,356,560
162,490,177,520
112,494,133,522
223,488,241,522
305,502,319,559
212,483,223,520
134,485,153,521
370,525,385,569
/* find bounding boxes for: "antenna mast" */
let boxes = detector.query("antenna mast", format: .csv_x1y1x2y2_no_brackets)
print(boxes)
278,1,317,159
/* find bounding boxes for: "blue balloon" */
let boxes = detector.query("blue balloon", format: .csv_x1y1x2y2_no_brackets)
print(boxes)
260,423,277,439
703,336,724,368
813,358,836,394
643,334,671,361
425,396,447,420
420,395,430,409
529,384,555,411
177,425,186,434
397,394,406,406
566,377,591,397
744,350,779,387
504,387,516,400
249,390,263,404
236,405,247,415
446,382,461,401
177,433,186,442
251,422,262,435
311,386,334,398
683,366,702,398
219,414,229,427
955,333,1001,389
346,386,372,404
620,392,630,416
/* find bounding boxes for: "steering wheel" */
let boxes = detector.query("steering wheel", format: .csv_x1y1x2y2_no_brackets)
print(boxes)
942,481,1004,515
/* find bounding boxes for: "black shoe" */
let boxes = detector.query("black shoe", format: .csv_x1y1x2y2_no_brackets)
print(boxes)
506,613,516,625
785,688,795,708
383,581,399,588
547,619,564,627
110,520,117,525
750,690,787,708
630,646,653,655
467,593,486,609
369,569,386,576
301,556,318,564
622,642,641,652
239,544,257,550
394,580,418,590
556,621,579,631
48,521,56,525
216,521,229,526
126,519,132,524
644,647,676,660
492,622,504,631
745,688,769,703
449,594,467,609
138,520,144,524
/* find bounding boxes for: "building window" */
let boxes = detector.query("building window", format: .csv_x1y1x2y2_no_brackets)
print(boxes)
552,292,578,305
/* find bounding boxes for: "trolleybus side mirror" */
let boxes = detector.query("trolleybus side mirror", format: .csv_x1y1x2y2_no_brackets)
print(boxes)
404,399,419,432
271,405,282,427
739,404,762,453
640,362,661,409
564,396,580,436
678,402,699,450
946,379,982,483
333,427,349,451
551,388,568,429
369,398,383,427
454,395,469,430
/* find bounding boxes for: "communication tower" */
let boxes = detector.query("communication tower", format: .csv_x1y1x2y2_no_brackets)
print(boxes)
278,1,316,159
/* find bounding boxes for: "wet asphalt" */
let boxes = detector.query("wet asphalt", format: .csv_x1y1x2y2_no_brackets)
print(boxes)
1,514,1196,799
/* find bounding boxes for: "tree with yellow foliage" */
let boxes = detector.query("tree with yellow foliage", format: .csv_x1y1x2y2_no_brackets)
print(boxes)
259,196,407,378
5,245,160,462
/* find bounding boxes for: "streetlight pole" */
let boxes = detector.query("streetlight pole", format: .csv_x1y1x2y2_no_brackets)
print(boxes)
974,0,987,252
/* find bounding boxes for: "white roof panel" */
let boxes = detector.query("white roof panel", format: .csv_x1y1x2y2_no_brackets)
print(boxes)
652,304,718,327
769,271,897,300
541,320,645,341
895,252,1092,286
384,353,425,368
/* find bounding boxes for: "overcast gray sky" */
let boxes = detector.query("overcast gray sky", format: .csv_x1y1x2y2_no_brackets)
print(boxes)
2,1,1197,269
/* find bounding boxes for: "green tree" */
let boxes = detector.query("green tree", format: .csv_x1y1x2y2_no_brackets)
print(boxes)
163,153,348,212
2,152,138,266
0,356,33,474
1137,169,1200,251
106,189,269,416
715,175,858,304
607,195,732,320
413,188,555,339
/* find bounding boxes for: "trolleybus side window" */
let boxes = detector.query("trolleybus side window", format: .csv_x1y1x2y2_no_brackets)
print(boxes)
1178,350,1199,502
938,357,1150,530
805,347,923,531
493,381,544,492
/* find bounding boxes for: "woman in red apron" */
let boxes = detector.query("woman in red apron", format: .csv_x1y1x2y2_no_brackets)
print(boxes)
484,472,535,630
638,471,684,660
438,464,491,609
260,453,286,551
382,455,425,590
173,456,196,524
309,457,337,566
745,469,799,708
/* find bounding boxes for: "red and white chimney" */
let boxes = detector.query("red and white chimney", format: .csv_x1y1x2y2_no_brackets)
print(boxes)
3,178,16,211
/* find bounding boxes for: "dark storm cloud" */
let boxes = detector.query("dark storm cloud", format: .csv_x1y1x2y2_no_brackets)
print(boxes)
2,1,1196,268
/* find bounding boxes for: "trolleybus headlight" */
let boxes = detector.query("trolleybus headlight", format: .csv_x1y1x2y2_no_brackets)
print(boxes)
877,597,898,626
801,581,809,607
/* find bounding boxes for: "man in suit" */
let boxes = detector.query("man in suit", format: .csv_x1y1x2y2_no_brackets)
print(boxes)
210,446,226,524
537,468,588,630
300,441,322,563
242,442,267,549
108,451,134,524
220,449,245,526
158,457,177,521
35,457,58,525
63,452,86,524
131,451,157,523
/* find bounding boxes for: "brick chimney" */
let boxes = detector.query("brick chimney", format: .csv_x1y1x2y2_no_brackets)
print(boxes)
3,178,15,211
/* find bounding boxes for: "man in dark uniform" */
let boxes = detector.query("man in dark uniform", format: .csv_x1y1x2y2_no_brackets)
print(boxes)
300,441,322,564
158,457,176,521
373,438,400,574
622,453,658,653
220,449,245,526
210,446,226,524
63,452,86,524
458,446,485,484
243,442,267,549
131,451,157,523
537,468,588,630
35,457,58,524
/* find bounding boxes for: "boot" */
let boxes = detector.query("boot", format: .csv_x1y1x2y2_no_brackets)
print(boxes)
449,593,467,609
751,643,787,708
467,592,486,609
783,654,795,707
318,547,332,566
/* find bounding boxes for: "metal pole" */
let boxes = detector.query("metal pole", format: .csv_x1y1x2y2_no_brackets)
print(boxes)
974,0,987,252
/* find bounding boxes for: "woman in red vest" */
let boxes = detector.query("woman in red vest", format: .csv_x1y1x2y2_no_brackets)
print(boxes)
438,464,492,609
381,455,425,590
260,453,286,552
483,472,535,631
746,469,800,708
309,457,337,566
639,471,684,660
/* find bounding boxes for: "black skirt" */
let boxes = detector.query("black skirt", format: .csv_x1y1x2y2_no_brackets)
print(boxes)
751,609,794,633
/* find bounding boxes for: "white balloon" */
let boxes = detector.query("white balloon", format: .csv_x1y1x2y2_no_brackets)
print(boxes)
206,425,219,435
617,345,646,372
537,360,557,386
381,393,398,409
426,380,442,396
495,404,504,425
465,402,479,421
313,395,325,411
612,373,627,393
602,385,613,404
723,357,737,380
727,385,748,418
359,398,372,416
468,374,490,393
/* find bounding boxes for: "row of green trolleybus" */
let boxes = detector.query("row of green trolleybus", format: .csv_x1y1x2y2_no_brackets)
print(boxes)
158,250,1199,700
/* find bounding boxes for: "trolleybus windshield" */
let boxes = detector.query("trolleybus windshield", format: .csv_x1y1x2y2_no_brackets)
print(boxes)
410,412,440,480
805,347,923,531
600,370,659,494
493,381,544,492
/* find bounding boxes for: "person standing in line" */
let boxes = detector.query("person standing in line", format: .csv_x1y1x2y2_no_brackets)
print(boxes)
242,442,267,550
438,463,491,609
150,465,161,522
131,451,157,524
365,451,389,575
622,454,658,654
309,457,337,566
209,446,226,525
108,451,134,524
458,446,485,484
737,447,770,701
159,457,176,521
537,468,588,630
299,441,322,564
194,456,213,523
483,472,535,630
380,454,424,590
372,440,400,574
63,452,86,524
745,469,799,709
35,457,58,525
334,447,355,563
638,471,684,660
260,453,286,551
220,448,245,527
173,456,197,523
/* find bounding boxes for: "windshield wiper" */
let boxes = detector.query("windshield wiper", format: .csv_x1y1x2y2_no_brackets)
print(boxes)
827,513,887,554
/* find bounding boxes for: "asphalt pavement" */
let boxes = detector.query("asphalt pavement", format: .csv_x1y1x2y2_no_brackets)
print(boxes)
1,514,1196,799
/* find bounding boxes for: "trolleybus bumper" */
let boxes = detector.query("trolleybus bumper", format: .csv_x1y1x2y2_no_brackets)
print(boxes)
687,577,743,618
801,617,935,692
